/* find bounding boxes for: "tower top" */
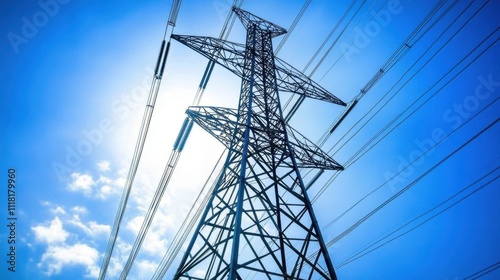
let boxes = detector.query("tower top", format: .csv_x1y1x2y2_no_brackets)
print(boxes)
232,7,287,37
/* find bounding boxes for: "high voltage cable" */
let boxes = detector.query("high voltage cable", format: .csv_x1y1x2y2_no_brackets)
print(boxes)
319,0,453,143
336,166,500,269
337,164,500,268
307,0,369,77
322,96,499,226
309,0,492,204
328,0,489,155
296,0,450,184
340,27,499,169
274,0,312,54
98,1,182,279
151,152,227,279
152,7,246,277
463,261,500,280
304,118,499,262
307,26,499,260
311,27,498,210
303,0,362,73
291,0,455,195
311,5,499,203
325,118,499,248
294,0,493,243
117,1,244,278
281,0,361,113
284,0,369,122
318,0,390,83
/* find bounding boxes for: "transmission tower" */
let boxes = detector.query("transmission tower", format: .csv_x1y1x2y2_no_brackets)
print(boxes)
172,7,345,279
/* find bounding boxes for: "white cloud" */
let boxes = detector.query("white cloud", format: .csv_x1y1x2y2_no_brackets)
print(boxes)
41,201,51,207
33,161,175,278
126,215,143,235
98,185,113,199
97,175,113,184
135,259,158,277
125,214,170,257
68,215,110,237
67,172,122,200
38,243,99,278
142,229,168,256
32,213,105,278
114,176,126,188
72,206,88,214
92,175,125,200
88,221,110,236
32,217,68,244
96,179,121,200
50,206,66,215
67,173,95,196
97,160,111,171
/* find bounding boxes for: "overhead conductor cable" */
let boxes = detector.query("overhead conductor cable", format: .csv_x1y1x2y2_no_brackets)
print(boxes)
98,1,182,279
117,1,245,279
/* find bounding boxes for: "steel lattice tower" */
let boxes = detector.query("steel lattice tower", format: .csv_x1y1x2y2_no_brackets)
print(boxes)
172,7,345,279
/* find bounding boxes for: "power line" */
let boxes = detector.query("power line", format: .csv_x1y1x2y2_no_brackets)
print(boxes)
322,96,499,227
310,19,499,205
309,115,499,258
284,0,369,122
274,0,312,54
98,1,183,279
303,0,464,201
151,151,227,279
463,261,500,280
341,27,499,169
117,1,244,278
318,0,391,83
281,0,361,116
325,118,499,248
302,117,499,263
337,167,500,269
328,0,490,156
319,0,454,141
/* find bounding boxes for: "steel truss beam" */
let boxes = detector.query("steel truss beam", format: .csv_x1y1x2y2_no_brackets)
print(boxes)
186,106,343,171
171,35,346,106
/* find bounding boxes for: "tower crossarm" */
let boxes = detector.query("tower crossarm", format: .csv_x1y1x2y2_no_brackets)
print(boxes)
171,35,346,106
274,58,346,106
286,127,343,170
185,106,240,148
186,106,343,171
171,34,246,77
232,7,287,38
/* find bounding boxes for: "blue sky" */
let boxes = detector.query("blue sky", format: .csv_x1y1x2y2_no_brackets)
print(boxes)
1,0,499,279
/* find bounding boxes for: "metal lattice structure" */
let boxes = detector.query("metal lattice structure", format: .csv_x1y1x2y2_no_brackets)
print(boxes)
172,7,345,279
